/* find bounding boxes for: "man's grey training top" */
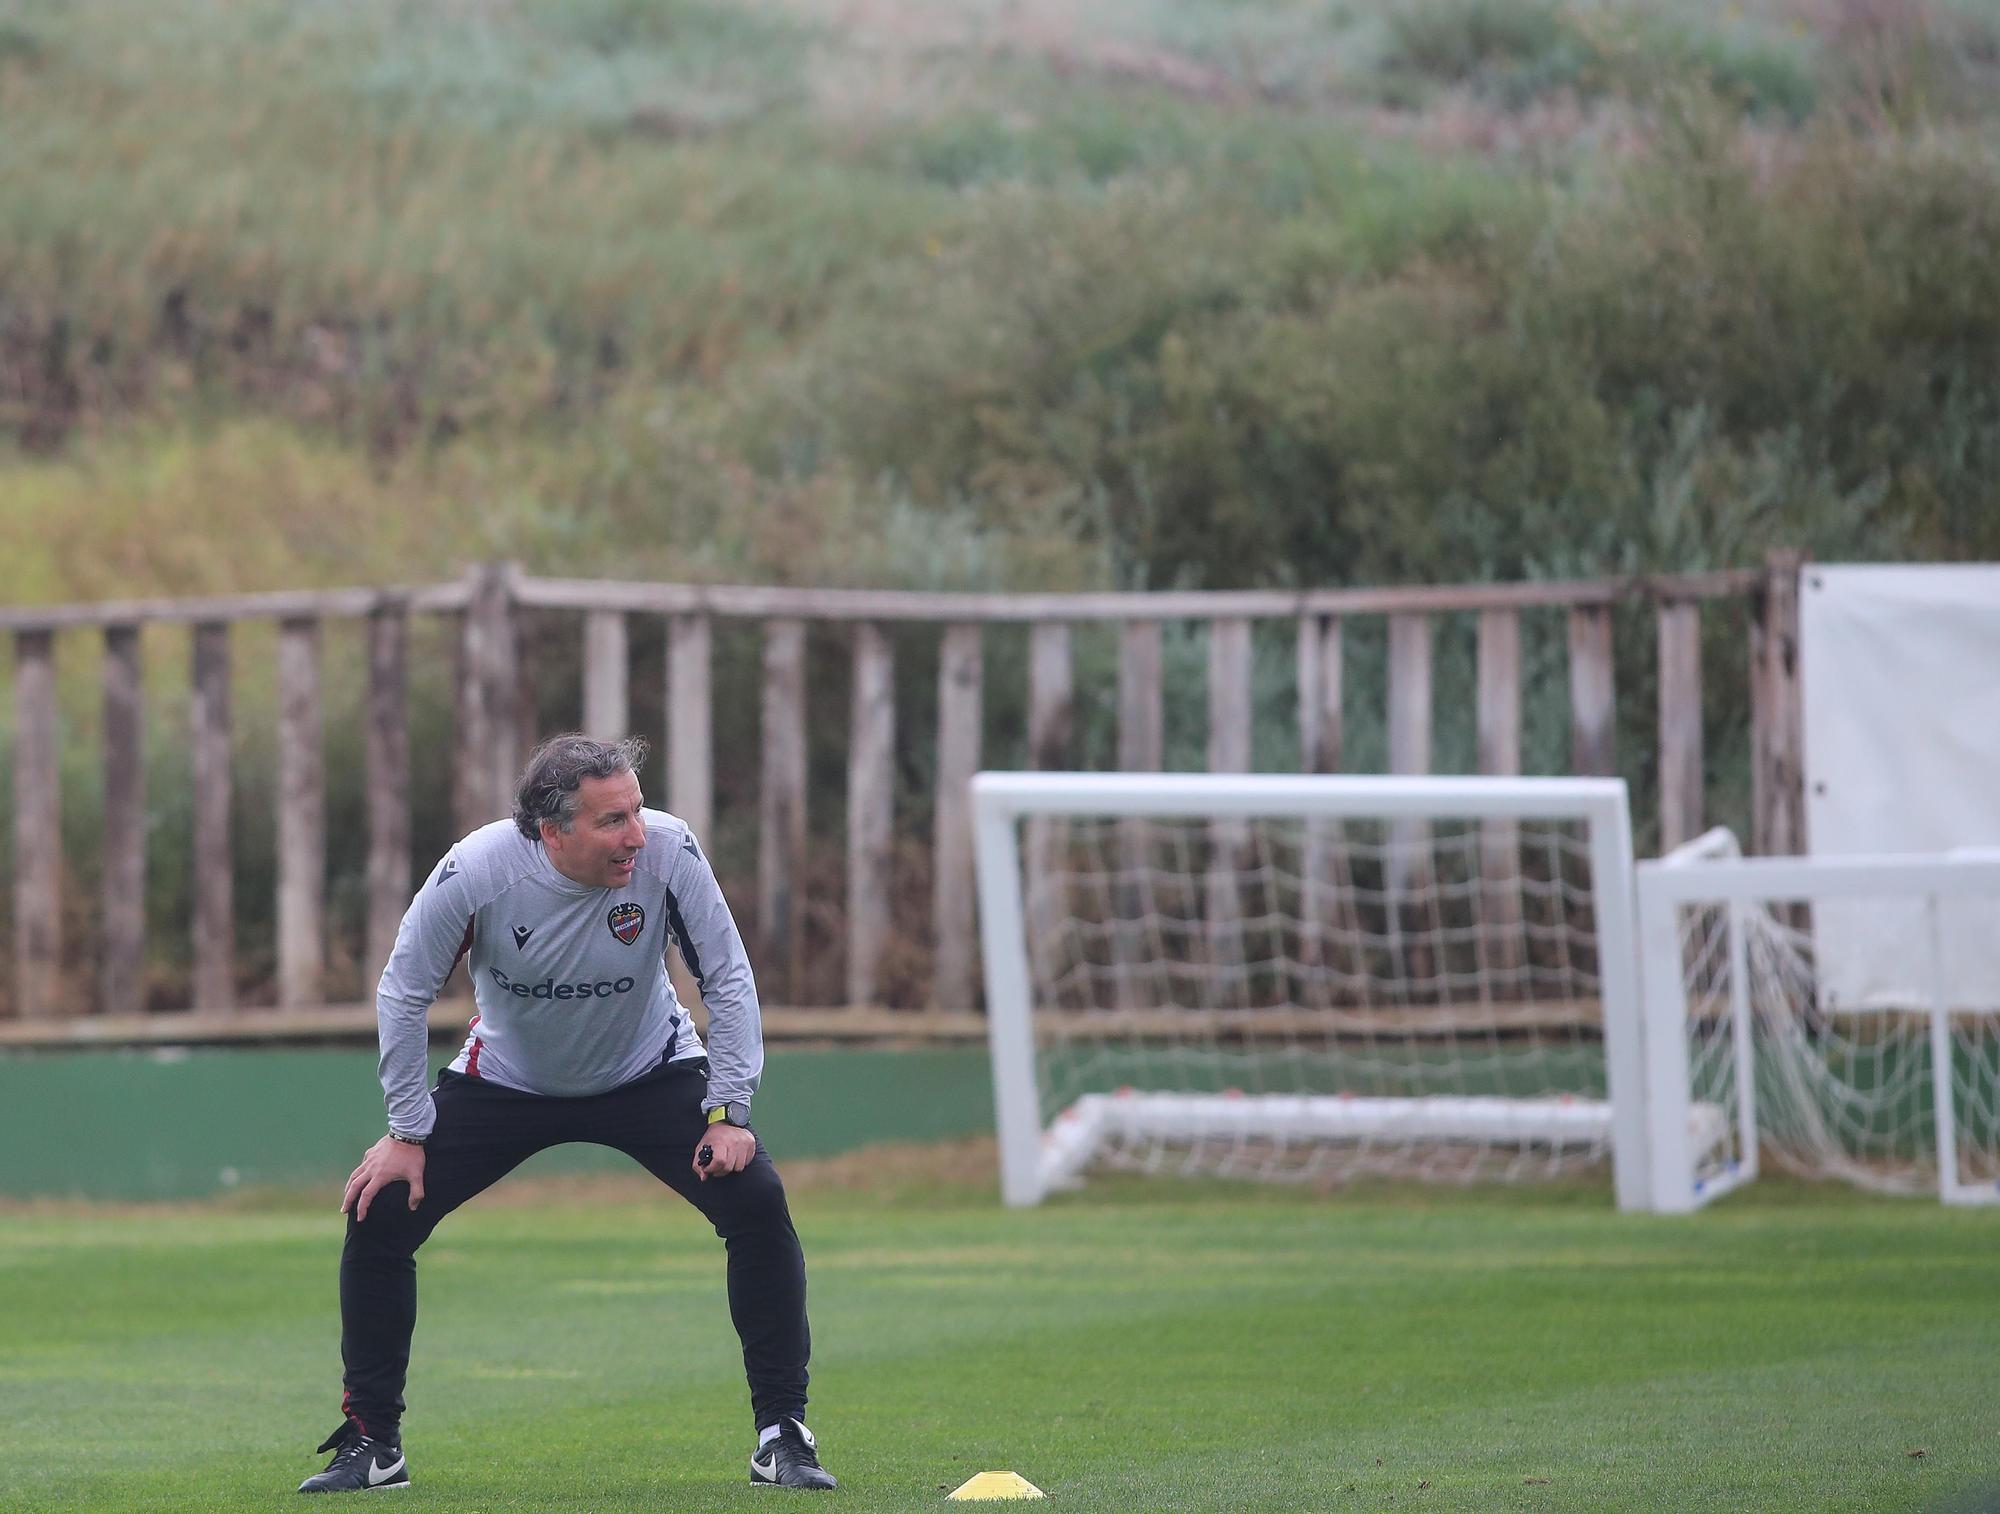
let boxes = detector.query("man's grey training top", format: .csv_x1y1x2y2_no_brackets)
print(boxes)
375,809,761,1140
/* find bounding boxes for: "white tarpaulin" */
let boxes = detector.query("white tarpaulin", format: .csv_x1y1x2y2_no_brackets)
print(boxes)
1801,564,2000,1010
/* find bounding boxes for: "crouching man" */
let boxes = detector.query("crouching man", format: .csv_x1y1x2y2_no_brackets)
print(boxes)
300,734,834,1493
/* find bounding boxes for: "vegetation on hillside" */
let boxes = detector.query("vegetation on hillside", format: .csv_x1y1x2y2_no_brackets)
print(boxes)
3,0,1997,603
1,0,1997,1007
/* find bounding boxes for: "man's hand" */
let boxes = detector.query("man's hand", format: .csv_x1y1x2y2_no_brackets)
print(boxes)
342,1135,427,1222
694,1122,756,1182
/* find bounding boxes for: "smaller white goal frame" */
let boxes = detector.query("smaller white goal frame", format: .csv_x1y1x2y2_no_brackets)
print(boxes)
971,772,1649,1208
1636,849,2000,1211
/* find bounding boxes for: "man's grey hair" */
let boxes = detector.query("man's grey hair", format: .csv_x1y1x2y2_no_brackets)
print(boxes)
513,733,649,840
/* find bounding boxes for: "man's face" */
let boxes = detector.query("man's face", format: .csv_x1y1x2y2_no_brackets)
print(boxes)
541,771,645,889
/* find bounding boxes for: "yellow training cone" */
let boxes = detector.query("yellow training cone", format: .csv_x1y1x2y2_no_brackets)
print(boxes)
947,1470,1046,1501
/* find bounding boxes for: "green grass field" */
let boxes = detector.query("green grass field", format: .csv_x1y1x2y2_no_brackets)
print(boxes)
2,1162,1996,1512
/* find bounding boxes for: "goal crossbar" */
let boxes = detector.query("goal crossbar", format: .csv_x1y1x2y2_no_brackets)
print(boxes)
974,770,1635,819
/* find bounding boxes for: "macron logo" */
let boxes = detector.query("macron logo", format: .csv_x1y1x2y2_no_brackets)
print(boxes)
512,925,534,949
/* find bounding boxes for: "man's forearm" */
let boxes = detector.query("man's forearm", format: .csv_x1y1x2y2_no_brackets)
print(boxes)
378,995,436,1139
700,987,765,1109
669,840,766,1109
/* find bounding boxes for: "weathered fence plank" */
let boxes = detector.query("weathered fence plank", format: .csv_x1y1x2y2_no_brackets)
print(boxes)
1206,619,1253,972
1567,605,1616,777
1476,609,1524,979
192,622,235,1012
1751,551,1806,857
0,568,1762,634
1297,615,1350,990
1207,619,1253,776
1117,621,1164,772
13,631,60,1018
1113,621,1165,1007
1385,613,1434,943
485,564,525,815
0,1001,990,1049
101,626,145,1018
1027,622,1072,770
1296,617,1320,773
1298,615,1343,774
1657,601,1704,852
505,569,1762,625
277,618,325,1009
365,603,411,992
0,583,469,634
583,609,629,741
1476,610,1522,778
1387,613,1433,777
667,613,713,842
451,614,478,838
846,624,895,1008
758,620,808,1001
1024,622,1071,1002
933,624,982,1011
456,563,521,833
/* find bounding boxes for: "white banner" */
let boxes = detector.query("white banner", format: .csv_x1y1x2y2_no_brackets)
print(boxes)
1801,564,2000,1010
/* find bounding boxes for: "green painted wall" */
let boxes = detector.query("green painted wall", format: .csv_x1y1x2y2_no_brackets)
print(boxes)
0,1047,995,1201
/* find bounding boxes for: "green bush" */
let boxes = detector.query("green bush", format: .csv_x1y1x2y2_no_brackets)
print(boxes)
781,97,2000,592
0,19,42,65
1381,0,1596,106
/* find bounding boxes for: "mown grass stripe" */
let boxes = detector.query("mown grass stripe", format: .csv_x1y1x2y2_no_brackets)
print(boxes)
1,1184,1996,1510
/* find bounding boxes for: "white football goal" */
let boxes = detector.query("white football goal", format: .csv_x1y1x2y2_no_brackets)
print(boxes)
1636,834,2000,1210
971,772,1653,1208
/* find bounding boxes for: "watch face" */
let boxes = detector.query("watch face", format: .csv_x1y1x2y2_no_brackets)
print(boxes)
727,1102,751,1127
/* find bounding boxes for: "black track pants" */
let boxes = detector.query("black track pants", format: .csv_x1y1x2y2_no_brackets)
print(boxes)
336,1058,809,1444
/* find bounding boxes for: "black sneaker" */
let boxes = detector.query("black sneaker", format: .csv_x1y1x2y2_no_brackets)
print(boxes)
749,1418,837,1490
298,1420,410,1493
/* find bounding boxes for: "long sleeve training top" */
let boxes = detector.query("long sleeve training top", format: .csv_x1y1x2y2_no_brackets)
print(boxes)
374,809,762,1139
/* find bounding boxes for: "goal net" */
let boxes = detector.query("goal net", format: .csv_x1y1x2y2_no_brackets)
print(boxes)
1637,837,2000,1210
972,773,1649,1207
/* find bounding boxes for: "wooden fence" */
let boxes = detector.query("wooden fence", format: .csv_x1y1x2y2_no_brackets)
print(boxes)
0,556,1805,1041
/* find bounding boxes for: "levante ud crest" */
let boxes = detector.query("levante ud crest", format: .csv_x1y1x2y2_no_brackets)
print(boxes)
607,902,645,945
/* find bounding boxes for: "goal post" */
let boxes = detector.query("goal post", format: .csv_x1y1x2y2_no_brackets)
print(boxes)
972,772,1652,1209
1636,843,2000,1210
